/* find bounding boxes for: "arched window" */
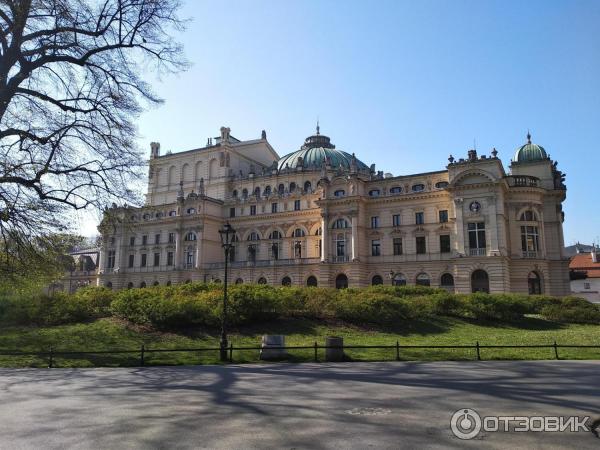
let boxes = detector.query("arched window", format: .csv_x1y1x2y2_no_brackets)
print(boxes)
435,181,449,189
304,181,312,192
471,270,489,293
332,218,350,229
127,282,134,289
392,273,406,286
412,184,425,192
520,211,538,221
334,189,345,197
242,188,248,199
232,189,238,198
105,282,113,289
169,210,177,217
254,187,261,197
248,231,260,241
369,189,381,197
335,274,349,289
269,230,282,240
278,183,285,194
289,182,296,193
166,281,172,286
416,273,430,286
185,232,197,241
372,275,383,285
293,228,306,237
390,186,402,194
528,271,542,295
140,281,147,288
186,207,196,215
153,281,159,286
264,185,272,196
185,279,191,284
281,276,292,286
213,279,221,283
306,276,318,287
440,273,455,288
257,277,267,284
235,278,244,284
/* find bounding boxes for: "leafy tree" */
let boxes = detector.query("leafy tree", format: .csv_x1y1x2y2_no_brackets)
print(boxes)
0,0,187,276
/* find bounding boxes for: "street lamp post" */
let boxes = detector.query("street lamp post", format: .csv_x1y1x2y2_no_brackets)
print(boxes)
218,222,236,361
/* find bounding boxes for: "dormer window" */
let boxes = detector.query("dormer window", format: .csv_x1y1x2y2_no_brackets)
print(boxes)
334,189,345,197
169,210,177,217
186,207,196,215
412,184,425,192
390,186,402,194
435,181,449,189
369,189,381,197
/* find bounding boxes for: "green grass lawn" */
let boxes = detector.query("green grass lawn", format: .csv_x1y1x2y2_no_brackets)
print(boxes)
1,316,600,368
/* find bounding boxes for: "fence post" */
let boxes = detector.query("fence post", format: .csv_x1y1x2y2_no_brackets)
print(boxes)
229,342,233,363
140,344,145,367
396,340,400,361
476,341,481,361
48,347,54,369
554,341,559,360
314,341,318,362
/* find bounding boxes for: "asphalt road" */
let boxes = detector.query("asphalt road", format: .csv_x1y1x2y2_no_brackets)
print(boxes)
1,361,599,449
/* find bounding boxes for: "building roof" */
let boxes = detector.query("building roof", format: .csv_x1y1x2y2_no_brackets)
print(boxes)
569,253,600,278
514,132,548,163
277,126,370,172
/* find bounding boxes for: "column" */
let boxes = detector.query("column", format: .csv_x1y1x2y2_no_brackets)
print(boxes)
195,230,203,269
454,199,465,255
320,213,328,262
487,198,499,255
175,231,182,269
351,215,358,261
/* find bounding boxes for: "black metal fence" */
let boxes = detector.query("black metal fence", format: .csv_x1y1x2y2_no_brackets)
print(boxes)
2,341,600,368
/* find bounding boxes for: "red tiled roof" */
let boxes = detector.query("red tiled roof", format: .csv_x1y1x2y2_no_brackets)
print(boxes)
570,253,600,278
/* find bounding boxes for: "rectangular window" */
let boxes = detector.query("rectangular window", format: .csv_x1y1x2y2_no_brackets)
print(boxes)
129,236,135,246
271,202,278,213
371,239,381,256
272,243,279,260
153,252,160,266
250,205,256,216
584,282,591,290
142,235,148,246
186,251,194,267
168,232,175,244
521,226,540,252
392,214,401,227
154,234,160,245
440,234,451,253
415,212,424,225
416,236,426,254
468,222,486,250
167,251,174,266
128,254,134,268
336,239,345,257
371,216,379,228
439,210,448,223
393,238,403,255
294,199,301,211
141,253,147,267
107,250,115,268
229,207,236,218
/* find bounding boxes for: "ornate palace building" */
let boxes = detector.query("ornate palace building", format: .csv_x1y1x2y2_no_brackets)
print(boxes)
97,125,570,295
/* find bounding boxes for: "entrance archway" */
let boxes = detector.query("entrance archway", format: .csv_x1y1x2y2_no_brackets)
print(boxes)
306,276,318,287
335,274,348,289
528,271,542,295
371,275,383,285
471,270,489,293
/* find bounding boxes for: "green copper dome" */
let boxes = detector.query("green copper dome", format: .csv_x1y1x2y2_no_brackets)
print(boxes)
277,126,370,172
514,133,548,163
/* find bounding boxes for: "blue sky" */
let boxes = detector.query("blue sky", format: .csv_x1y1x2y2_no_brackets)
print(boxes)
79,0,599,245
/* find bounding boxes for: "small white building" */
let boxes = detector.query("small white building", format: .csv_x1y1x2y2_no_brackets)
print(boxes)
570,247,600,303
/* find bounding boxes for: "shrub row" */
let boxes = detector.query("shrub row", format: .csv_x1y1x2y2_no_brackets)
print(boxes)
1,283,599,328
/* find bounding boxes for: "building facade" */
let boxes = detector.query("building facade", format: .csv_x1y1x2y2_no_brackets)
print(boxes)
97,126,570,295
570,246,600,303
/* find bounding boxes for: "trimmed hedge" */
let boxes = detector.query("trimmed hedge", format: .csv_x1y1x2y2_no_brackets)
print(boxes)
2,282,600,328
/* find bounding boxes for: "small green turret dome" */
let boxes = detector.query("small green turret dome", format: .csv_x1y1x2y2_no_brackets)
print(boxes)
277,125,370,172
514,132,548,163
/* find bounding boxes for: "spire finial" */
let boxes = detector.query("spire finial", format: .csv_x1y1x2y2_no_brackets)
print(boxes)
316,118,320,135
527,129,531,144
